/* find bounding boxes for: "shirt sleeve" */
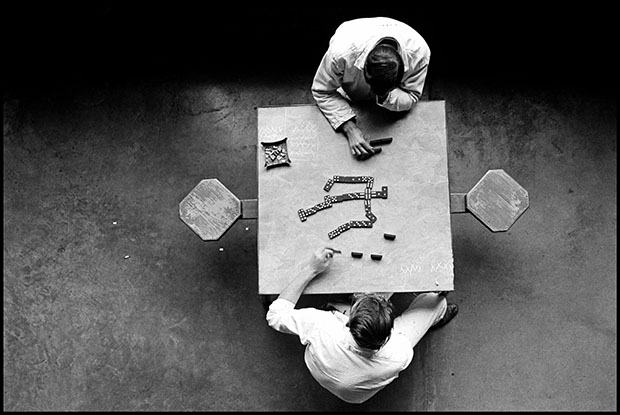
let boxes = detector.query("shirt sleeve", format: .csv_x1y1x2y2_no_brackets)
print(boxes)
392,333,415,369
311,51,357,130
376,54,429,112
266,298,332,345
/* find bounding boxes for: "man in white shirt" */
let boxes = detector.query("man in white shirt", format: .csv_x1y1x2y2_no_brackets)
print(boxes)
266,247,458,404
312,17,431,160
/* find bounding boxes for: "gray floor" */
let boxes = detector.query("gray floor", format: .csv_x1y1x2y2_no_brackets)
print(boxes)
3,6,617,412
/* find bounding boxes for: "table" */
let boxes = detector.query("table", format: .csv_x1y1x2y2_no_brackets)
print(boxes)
256,101,454,295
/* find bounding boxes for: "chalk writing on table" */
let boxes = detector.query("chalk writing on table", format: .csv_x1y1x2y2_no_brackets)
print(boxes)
288,121,319,160
400,262,453,274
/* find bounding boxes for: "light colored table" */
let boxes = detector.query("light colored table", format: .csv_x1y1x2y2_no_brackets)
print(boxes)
257,101,454,294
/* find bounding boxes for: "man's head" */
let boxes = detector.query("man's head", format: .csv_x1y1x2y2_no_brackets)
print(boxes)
347,293,395,350
364,41,404,97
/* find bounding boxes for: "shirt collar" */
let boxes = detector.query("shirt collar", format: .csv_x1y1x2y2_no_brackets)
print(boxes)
345,331,378,358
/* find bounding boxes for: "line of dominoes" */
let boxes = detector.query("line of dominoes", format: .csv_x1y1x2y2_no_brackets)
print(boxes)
299,175,388,239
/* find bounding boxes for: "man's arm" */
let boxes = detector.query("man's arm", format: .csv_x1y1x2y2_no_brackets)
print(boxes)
312,50,376,159
376,57,429,112
277,247,336,305
266,248,337,338
311,52,357,131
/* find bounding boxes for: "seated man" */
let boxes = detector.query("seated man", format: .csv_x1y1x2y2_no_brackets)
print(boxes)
312,17,431,160
266,247,458,404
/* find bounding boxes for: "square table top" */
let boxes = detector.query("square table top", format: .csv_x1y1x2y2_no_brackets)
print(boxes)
257,101,453,294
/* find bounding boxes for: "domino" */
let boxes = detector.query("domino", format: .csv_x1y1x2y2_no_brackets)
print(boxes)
369,137,393,146
336,192,364,201
334,176,356,183
298,209,308,222
365,211,377,223
324,179,335,192
358,152,373,161
349,220,373,228
328,222,352,239
370,253,383,261
381,186,388,199
333,175,373,183
329,195,343,204
384,233,396,240
351,251,363,258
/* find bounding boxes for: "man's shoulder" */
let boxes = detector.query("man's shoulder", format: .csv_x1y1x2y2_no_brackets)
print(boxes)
379,333,415,362
328,27,364,59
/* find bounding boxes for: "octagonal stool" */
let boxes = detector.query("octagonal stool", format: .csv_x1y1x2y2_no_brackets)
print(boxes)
180,170,529,240
179,179,257,241
450,169,529,232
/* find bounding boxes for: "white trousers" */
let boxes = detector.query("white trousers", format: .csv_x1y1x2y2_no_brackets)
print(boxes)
393,293,447,348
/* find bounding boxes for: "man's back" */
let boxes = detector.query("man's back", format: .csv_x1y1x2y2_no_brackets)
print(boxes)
267,298,413,403
328,17,429,65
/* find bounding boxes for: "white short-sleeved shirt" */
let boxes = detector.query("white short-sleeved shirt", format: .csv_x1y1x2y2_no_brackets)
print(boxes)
266,298,414,404
311,17,431,130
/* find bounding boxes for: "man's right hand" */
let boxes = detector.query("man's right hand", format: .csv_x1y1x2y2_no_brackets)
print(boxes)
340,119,375,159
308,247,336,276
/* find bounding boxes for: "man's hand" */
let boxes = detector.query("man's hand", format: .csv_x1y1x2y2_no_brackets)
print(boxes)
340,120,375,159
308,247,337,276
276,247,338,305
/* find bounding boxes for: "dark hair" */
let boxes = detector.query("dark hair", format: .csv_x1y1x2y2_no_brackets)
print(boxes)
348,294,395,350
364,43,404,96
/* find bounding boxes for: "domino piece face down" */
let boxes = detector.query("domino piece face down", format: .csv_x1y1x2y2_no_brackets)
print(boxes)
370,253,383,261
383,233,396,240
369,137,393,146
351,251,363,258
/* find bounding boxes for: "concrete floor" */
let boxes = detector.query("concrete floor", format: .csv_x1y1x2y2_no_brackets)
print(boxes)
3,6,617,411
